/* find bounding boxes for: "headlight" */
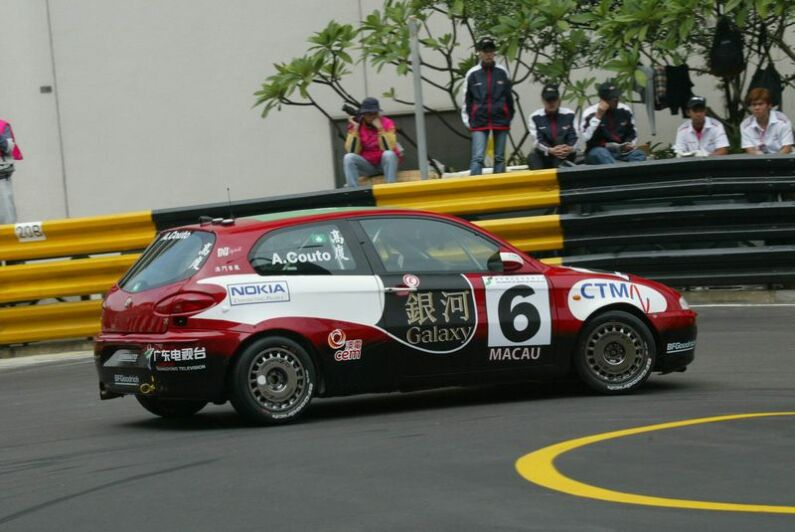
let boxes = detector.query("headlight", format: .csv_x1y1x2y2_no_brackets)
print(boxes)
678,295,690,310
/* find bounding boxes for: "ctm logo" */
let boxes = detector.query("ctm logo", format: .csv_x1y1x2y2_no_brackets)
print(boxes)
579,282,650,313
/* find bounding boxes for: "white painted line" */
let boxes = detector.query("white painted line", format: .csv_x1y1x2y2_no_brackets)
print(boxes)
0,351,93,370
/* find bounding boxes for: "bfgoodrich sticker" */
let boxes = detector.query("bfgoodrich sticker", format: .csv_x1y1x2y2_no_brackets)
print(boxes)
228,281,290,305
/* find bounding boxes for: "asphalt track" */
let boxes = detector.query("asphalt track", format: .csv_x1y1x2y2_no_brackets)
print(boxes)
1,306,793,531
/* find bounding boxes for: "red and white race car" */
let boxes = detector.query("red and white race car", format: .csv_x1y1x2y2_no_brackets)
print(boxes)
95,208,696,424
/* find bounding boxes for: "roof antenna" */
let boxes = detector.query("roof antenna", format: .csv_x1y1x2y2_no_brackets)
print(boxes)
223,186,235,225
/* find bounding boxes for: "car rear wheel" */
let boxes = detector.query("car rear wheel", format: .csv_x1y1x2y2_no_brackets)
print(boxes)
575,311,655,394
229,336,316,425
135,396,207,418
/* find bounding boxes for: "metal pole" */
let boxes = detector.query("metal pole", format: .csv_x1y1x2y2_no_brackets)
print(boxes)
408,17,429,180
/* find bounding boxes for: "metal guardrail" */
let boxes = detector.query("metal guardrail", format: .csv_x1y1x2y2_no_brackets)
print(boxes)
372,169,559,215
0,212,154,346
3,155,794,346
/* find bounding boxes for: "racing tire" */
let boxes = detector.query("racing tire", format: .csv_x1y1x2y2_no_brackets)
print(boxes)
135,396,207,418
574,311,656,394
229,336,316,425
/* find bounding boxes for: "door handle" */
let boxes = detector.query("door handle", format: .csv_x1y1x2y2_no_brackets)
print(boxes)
384,286,418,293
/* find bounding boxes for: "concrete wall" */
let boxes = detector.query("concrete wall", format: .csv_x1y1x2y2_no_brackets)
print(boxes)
1,1,793,222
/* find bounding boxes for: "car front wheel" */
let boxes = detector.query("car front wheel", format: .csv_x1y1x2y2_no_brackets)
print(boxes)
575,311,656,394
229,336,316,425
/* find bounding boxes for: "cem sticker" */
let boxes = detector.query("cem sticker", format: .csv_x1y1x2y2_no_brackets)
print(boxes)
327,329,362,362
568,279,667,321
483,275,551,351
377,274,476,354
228,281,290,305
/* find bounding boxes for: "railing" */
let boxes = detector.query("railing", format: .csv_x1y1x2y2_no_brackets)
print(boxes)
2,154,793,346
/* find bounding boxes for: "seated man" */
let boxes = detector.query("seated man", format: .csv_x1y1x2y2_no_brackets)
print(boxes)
673,96,730,157
581,81,646,165
527,84,578,169
343,97,402,187
741,88,793,155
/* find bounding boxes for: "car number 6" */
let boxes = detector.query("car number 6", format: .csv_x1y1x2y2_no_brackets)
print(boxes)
497,285,541,343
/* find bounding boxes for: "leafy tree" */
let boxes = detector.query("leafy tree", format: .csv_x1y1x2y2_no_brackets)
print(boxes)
254,0,795,165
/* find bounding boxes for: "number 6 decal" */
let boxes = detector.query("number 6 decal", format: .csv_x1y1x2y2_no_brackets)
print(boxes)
498,286,541,342
484,275,551,347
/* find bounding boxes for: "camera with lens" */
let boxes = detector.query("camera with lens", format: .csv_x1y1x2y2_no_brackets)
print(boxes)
342,103,361,122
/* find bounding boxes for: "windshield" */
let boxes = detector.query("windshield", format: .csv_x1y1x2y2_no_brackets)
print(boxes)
119,230,216,293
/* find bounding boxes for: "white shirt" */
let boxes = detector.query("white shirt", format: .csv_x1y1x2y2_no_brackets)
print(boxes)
740,110,794,154
673,117,729,156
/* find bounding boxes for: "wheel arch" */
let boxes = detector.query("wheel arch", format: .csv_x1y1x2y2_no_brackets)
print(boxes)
224,328,327,397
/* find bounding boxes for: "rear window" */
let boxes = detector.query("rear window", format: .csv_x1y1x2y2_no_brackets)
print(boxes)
120,230,216,293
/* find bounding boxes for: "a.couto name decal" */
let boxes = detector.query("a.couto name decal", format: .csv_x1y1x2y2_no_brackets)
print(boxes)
568,279,667,321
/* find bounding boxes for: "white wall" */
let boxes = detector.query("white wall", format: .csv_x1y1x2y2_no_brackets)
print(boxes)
1,1,792,222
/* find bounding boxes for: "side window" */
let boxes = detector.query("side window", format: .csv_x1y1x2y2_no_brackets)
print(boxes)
359,217,501,273
249,223,358,275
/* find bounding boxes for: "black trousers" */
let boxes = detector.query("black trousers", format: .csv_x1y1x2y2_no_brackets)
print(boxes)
527,149,576,170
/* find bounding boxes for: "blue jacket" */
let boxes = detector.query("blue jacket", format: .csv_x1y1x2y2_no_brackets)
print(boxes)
461,63,514,131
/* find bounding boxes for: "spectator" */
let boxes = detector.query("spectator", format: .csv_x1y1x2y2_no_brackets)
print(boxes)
343,97,402,187
741,88,793,155
673,96,730,157
0,118,23,224
461,37,514,176
581,81,646,165
527,84,577,169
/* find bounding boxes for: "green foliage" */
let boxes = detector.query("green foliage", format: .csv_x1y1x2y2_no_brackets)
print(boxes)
255,0,795,159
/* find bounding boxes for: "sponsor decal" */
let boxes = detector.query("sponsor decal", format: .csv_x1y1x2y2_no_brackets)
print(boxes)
217,246,242,258
568,279,667,321
378,274,477,354
146,345,208,372
190,242,213,271
113,374,139,386
403,274,420,289
667,340,696,354
214,264,242,273
228,281,290,305
161,230,191,241
489,347,541,361
483,275,551,347
328,329,346,349
564,267,629,281
327,329,362,361
329,229,350,264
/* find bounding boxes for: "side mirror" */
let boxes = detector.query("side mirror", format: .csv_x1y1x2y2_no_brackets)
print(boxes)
500,251,524,272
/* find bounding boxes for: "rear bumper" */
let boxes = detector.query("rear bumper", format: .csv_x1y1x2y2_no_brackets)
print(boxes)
94,330,241,401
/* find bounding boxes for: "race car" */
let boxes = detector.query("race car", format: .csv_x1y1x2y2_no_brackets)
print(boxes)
95,208,697,424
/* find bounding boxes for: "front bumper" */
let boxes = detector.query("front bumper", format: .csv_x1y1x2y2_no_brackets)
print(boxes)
655,310,697,373
94,330,241,401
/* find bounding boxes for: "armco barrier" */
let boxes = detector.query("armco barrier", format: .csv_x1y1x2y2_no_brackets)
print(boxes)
2,154,794,346
371,169,559,214
0,212,156,346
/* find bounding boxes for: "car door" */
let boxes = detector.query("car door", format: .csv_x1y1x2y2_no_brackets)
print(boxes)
353,215,554,385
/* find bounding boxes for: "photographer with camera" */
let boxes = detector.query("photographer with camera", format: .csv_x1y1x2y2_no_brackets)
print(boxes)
343,97,402,187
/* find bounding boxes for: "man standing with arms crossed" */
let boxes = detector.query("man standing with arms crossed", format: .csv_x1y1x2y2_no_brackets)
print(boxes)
461,37,514,176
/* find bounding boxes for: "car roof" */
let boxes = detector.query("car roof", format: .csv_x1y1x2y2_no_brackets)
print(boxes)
173,206,461,235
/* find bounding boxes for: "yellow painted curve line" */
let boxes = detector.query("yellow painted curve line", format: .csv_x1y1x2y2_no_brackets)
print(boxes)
516,412,795,514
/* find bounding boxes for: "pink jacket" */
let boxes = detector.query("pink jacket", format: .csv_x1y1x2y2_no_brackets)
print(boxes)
0,119,23,160
345,116,402,166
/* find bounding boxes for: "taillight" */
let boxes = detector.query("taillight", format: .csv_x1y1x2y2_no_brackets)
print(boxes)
154,291,223,316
